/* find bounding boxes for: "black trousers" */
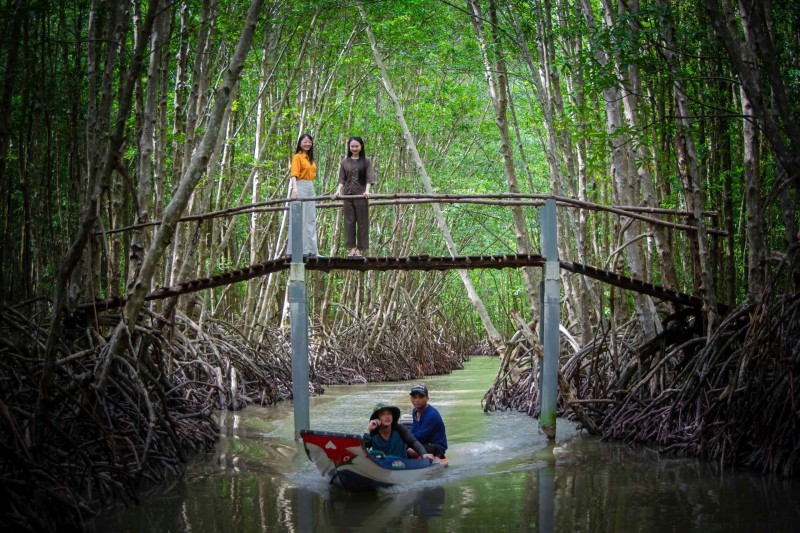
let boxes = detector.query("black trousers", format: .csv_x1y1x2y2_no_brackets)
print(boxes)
343,197,369,251
423,443,446,459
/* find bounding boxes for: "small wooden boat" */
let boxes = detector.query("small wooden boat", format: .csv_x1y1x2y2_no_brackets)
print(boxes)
300,429,448,492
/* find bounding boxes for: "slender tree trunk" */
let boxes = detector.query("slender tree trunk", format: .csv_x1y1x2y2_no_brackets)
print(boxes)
555,1,600,338
584,0,661,338
128,6,169,291
18,35,33,300
166,105,233,328
358,0,505,355
169,0,215,288
38,0,161,439
719,109,736,305
618,0,679,295
467,0,538,316
741,87,767,300
161,2,191,292
505,2,601,340
0,0,24,307
761,1,799,276
108,163,125,299
370,206,419,350
99,0,265,387
660,0,719,332
167,2,189,215
705,0,800,261
245,31,273,327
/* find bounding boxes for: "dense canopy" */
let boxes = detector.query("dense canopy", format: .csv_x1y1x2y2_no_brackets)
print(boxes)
0,0,799,530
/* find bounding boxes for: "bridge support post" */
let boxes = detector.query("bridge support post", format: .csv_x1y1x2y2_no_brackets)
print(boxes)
538,458,555,530
540,198,560,440
289,200,310,438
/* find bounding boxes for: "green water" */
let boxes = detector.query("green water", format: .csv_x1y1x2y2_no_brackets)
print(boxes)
93,357,800,532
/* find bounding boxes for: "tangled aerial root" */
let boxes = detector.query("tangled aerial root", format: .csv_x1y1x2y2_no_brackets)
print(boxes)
0,302,464,530
485,247,800,476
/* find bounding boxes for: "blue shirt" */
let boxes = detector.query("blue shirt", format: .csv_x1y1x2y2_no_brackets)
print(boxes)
411,404,447,452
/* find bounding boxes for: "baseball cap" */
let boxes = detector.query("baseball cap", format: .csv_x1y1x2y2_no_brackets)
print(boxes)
410,384,428,396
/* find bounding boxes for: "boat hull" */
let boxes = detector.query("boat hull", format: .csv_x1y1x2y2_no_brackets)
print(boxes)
300,429,448,492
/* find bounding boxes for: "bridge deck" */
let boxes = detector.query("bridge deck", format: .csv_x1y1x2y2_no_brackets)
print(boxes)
81,254,707,313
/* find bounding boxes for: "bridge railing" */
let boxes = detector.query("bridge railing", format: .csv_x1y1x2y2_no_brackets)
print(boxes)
86,194,726,441
98,193,724,238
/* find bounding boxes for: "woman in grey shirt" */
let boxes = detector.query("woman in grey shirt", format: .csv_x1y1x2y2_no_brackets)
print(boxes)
335,136,377,257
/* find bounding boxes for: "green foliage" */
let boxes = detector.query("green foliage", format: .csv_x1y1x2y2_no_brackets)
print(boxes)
3,0,797,345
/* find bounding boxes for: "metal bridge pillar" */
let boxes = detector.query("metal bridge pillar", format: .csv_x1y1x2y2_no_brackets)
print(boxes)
539,198,560,439
289,200,310,438
538,458,555,530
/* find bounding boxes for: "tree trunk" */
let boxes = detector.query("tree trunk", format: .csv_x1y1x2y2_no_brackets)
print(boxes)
467,0,539,316
245,28,275,327
583,0,661,339
0,0,24,307
169,0,215,288
720,107,737,306
168,2,190,213
107,163,125,299
100,0,265,386
705,0,800,225
618,0,679,295
128,6,170,291
358,0,505,355
505,1,602,341
741,86,767,300
660,0,719,333
167,93,236,325
38,0,161,439
18,55,33,300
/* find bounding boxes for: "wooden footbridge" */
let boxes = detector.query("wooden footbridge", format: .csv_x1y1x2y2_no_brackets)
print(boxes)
82,253,703,312
86,196,721,442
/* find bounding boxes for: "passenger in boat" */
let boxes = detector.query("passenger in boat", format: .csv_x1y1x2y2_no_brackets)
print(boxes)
363,403,433,460
408,384,448,459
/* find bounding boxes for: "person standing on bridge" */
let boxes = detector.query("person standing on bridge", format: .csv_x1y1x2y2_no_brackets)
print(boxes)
334,136,376,257
408,384,448,459
288,133,321,258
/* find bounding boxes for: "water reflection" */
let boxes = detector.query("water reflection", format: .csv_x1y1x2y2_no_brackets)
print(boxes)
552,437,800,533
538,447,555,533
310,485,446,531
92,358,800,532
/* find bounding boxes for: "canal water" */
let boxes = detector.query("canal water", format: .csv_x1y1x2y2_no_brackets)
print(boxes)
93,357,800,532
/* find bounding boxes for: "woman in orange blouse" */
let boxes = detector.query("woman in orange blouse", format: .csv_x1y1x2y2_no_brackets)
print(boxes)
288,133,320,258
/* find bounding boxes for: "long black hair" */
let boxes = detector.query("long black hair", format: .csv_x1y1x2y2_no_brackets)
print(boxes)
295,133,314,163
347,136,367,185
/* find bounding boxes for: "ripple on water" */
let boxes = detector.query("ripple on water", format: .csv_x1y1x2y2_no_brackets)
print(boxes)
224,358,579,492
92,358,800,533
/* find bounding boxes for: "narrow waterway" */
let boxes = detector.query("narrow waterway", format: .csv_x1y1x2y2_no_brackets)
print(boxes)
93,357,800,532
